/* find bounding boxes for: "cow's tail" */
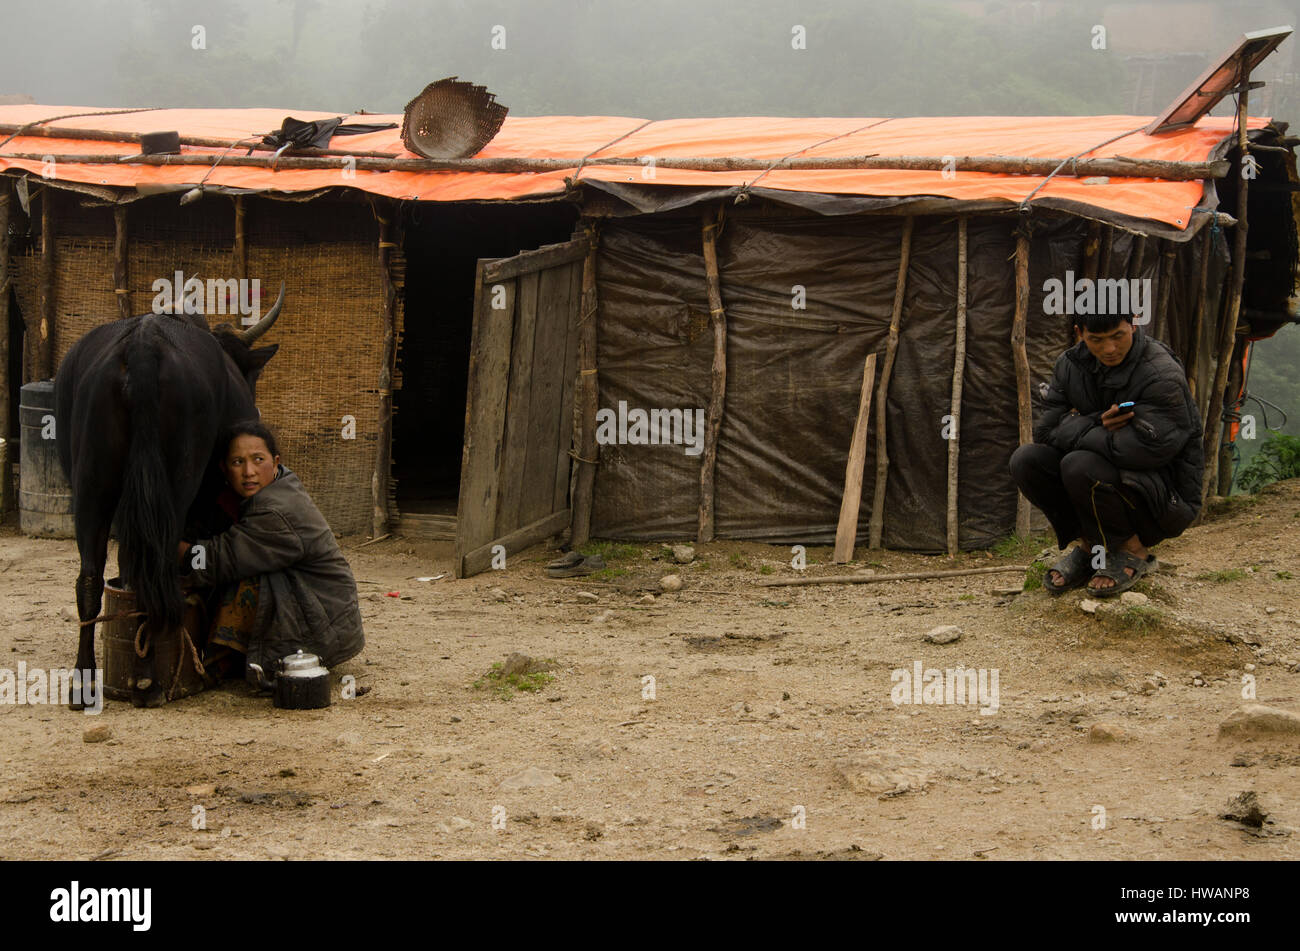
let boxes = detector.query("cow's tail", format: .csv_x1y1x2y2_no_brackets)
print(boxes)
117,322,184,635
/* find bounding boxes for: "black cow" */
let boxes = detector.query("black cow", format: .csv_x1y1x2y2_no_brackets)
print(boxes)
53,285,284,707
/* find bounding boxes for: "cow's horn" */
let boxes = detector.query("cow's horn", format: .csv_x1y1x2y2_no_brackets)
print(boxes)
236,282,286,344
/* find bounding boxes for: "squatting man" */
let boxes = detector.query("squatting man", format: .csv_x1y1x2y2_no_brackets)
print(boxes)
1009,307,1203,596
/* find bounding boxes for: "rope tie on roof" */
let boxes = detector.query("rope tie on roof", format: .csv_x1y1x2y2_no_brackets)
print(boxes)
738,117,895,202
1018,123,1147,213
566,118,657,188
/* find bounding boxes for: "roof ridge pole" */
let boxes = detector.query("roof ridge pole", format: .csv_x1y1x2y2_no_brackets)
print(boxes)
869,215,913,549
1011,227,1032,539
697,202,728,544
1201,70,1252,506
568,224,600,549
946,216,968,558
113,204,129,319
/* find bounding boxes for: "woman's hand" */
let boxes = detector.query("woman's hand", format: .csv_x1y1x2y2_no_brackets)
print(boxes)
177,540,192,563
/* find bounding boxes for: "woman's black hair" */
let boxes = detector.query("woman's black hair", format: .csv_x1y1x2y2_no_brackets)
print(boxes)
222,419,281,459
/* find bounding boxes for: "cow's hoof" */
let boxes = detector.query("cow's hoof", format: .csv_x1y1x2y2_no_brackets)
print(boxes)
131,684,166,708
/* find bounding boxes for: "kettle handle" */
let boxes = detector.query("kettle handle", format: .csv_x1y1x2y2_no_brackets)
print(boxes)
247,663,276,691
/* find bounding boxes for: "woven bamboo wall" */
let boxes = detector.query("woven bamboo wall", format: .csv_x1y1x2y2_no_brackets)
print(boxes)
13,191,394,536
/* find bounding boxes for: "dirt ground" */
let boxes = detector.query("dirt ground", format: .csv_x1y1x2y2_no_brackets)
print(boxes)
1,480,1298,861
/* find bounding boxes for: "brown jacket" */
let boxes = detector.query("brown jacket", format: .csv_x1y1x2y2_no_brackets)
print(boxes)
185,466,364,676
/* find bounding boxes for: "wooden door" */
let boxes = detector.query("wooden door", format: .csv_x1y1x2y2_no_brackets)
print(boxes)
453,237,587,577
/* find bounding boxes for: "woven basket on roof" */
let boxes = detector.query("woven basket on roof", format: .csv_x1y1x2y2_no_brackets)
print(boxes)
400,77,508,160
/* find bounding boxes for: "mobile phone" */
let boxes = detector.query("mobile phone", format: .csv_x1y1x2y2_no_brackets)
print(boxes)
1118,401,1135,409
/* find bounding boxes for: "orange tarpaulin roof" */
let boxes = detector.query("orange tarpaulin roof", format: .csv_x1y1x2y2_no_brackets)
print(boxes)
0,105,1269,230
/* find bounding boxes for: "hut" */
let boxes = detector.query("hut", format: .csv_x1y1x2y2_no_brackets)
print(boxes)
2,47,1297,576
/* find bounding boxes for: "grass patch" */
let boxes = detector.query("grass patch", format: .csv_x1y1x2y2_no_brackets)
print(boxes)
590,566,629,581
473,659,558,701
991,532,1052,561
958,593,975,601
1194,568,1248,583
581,541,640,562
759,564,774,575
1276,570,1294,580
1022,561,1047,592
729,552,752,569
1113,604,1162,634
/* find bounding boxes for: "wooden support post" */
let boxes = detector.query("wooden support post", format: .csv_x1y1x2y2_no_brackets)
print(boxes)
372,202,398,538
113,203,130,319
1011,231,1032,538
1081,220,1102,283
569,226,600,549
697,203,727,544
1187,226,1213,401
869,216,912,549
0,181,10,439
947,217,969,558
233,196,248,282
834,352,877,563
1097,225,1113,280
1153,247,1175,351
1202,77,1252,504
34,185,55,380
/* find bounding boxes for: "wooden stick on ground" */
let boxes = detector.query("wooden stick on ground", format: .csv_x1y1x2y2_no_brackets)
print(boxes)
834,352,878,563
946,217,969,557
758,564,1030,587
1011,231,1032,537
698,203,728,544
869,216,912,549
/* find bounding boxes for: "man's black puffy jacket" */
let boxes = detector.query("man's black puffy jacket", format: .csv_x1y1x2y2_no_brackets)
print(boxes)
1032,327,1204,536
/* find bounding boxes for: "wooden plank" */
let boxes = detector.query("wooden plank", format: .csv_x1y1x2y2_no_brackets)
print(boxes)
462,508,571,577
520,263,572,526
0,184,10,441
483,238,588,283
1187,226,1213,399
698,204,728,543
553,260,582,513
869,216,912,549
833,352,878,563
1201,83,1252,505
453,264,516,576
947,217,968,558
113,203,130,319
496,269,539,532
1011,232,1032,538
569,230,600,549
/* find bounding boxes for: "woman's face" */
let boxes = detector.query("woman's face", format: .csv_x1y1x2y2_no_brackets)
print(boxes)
223,435,280,499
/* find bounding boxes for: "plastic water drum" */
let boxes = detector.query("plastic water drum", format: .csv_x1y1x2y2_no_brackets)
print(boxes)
18,380,74,537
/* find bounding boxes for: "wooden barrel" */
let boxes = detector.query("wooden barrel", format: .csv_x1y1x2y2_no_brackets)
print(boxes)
18,380,74,538
101,578,207,702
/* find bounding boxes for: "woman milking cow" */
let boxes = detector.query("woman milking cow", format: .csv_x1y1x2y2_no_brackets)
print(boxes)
177,420,364,689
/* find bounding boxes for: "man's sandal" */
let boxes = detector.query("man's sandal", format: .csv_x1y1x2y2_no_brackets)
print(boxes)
1087,550,1154,598
1044,545,1094,596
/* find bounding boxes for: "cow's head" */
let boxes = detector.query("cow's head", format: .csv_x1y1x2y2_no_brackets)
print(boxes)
210,282,284,396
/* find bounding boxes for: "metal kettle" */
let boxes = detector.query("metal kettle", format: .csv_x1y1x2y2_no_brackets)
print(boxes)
249,650,331,709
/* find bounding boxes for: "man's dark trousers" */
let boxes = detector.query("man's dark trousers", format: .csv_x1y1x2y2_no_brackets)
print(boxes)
1009,444,1166,551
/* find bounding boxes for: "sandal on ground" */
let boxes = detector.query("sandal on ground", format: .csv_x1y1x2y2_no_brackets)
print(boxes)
1044,545,1093,596
1087,550,1154,598
546,554,605,578
546,550,584,570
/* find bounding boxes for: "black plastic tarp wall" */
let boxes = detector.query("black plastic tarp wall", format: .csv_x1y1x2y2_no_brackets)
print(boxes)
588,206,1227,551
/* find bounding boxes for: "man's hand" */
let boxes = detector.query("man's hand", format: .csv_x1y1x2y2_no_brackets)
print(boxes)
1100,403,1135,432
177,540,192,563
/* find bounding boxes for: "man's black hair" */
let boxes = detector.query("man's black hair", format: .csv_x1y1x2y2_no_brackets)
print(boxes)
222,418,280,458
1075,312,1134,335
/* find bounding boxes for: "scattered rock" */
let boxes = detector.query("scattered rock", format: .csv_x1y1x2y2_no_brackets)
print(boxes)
1230,753,1257,768
584,821,604,841
1221,790,1268,828
1138,677,1160,695
439,816,473,833
833,751,933,797
1265,606,1277,615
638,594,656,605
1119,591,1149,606
334,732,363,747
278,768,296,778
659,574,683,593
593,609,614,624
498,652,556,678
923,625,962,645
1088,723,1127,743
499,766,562,791
185,784,216,797
82,726,111,744
671,545,696,564
488,587,509,602
1218,704,1300,739
1109,690,1127,700
1079,599,1100,615
575,591,600,603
